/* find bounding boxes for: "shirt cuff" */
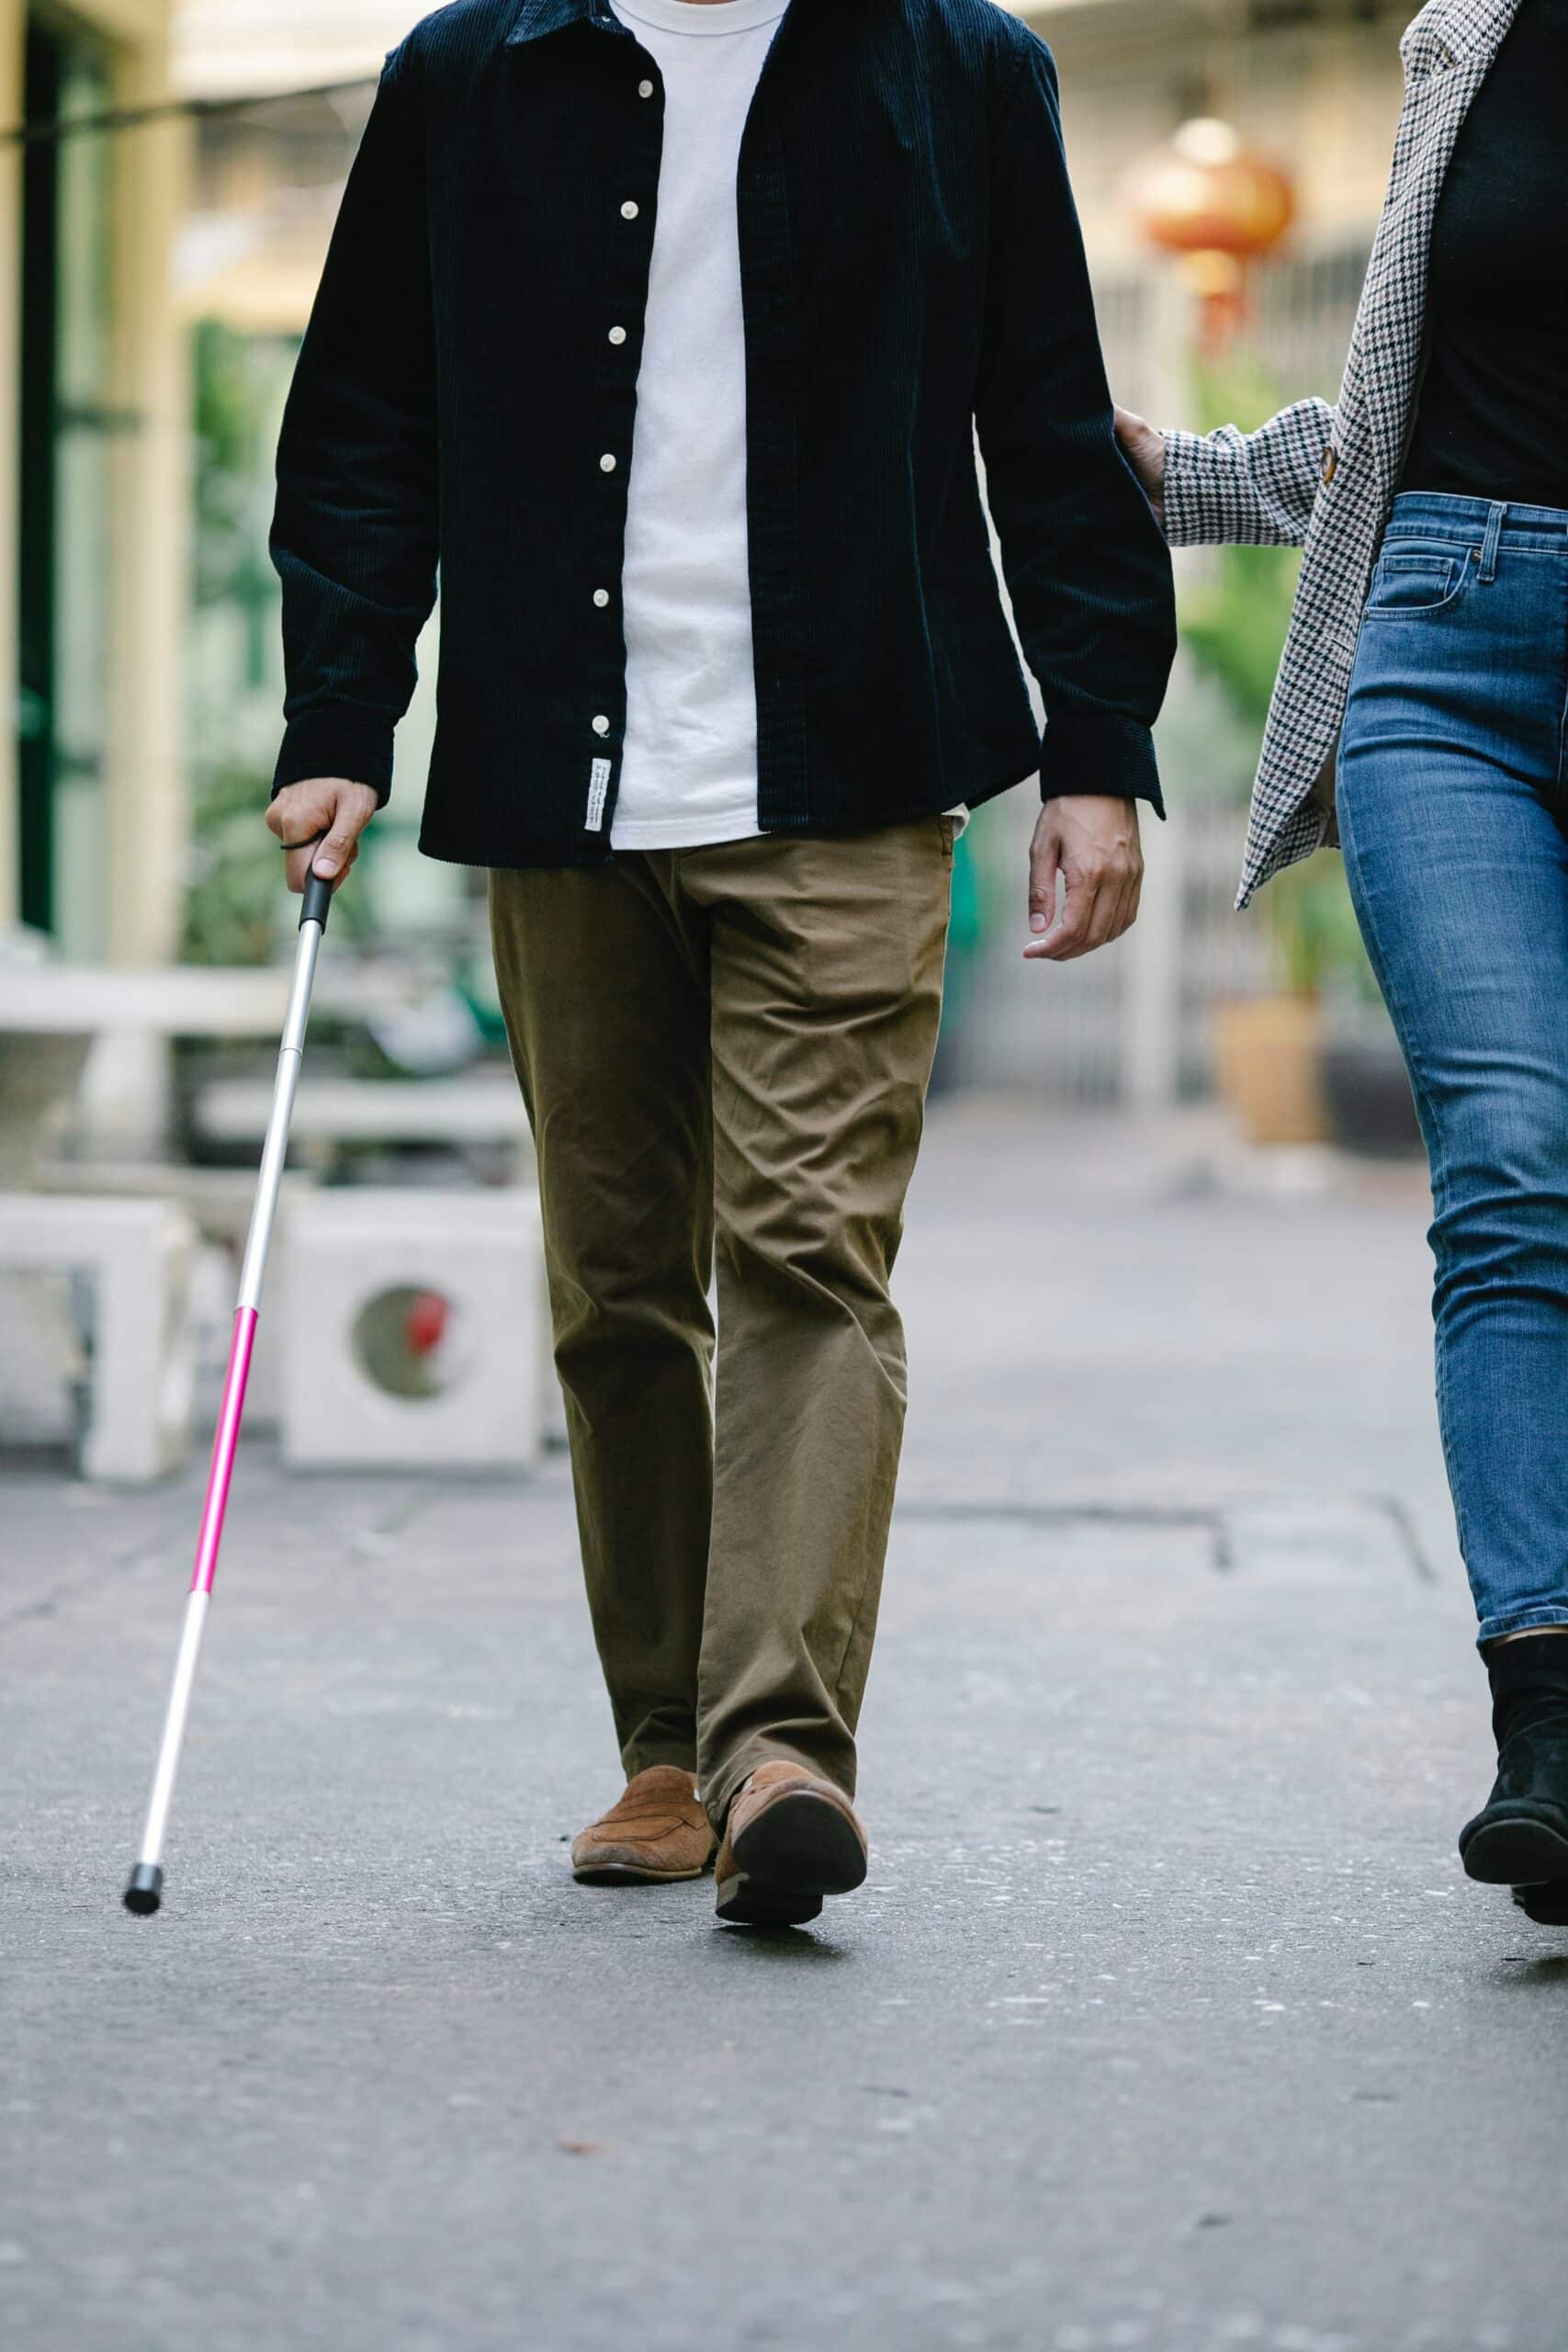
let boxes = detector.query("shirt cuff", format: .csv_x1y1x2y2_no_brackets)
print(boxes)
272,705,395,802
1038,708,1165,818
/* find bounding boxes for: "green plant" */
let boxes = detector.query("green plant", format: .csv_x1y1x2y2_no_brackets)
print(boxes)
1262,858,1373,1002
182,756,370,967
192,317,254,604
184,320,320,967
1178,353,1302,733
1178,349,1375,1004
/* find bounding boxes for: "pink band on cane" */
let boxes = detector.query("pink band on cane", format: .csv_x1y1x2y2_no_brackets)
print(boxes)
189,1306,258,1596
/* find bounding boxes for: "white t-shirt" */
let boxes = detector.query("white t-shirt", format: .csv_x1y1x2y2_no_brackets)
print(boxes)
608,0,785,852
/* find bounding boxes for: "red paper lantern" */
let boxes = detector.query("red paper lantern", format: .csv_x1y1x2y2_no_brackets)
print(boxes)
1127,119,1295,345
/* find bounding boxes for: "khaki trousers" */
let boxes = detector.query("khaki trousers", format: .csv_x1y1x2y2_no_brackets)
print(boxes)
490,818,952,1830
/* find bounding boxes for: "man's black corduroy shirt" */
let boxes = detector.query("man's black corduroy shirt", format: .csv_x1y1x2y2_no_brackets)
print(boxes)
271,0,1177,869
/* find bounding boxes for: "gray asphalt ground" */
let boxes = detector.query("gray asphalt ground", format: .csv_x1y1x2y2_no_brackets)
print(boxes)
5,1102,1565,2352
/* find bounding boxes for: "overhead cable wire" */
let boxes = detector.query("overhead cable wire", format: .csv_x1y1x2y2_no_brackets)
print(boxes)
0,77,377,149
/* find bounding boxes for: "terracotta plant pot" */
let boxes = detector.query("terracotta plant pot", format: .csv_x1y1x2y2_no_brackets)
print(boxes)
1210,995,1329,1147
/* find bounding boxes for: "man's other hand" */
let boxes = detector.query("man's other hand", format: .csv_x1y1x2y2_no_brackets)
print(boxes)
1113,405,1166,529
1025,797,1143,963
265,778,381,896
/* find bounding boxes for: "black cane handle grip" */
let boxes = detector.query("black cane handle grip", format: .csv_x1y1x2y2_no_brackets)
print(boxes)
299,866,334,932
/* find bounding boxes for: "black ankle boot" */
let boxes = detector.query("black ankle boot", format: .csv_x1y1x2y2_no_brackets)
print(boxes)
1459,1634,1568,1917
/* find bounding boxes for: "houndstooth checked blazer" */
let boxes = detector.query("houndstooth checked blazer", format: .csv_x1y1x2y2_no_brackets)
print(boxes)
1161,0,1522,907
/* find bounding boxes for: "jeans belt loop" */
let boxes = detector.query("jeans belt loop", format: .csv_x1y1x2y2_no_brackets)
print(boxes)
1479,501,1506,584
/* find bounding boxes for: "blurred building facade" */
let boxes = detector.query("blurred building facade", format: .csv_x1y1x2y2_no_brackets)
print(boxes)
5,0,1416,1082
960,0,1413,1100
169,0,1414,448
1041,0,1407,426
0,0,186,962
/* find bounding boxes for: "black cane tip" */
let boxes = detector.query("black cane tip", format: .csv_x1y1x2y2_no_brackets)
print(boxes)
123,1863,164,1916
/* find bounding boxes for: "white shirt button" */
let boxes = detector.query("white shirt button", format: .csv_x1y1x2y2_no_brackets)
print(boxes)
592,589,610,608
592,716,610,737
600,453,616,473
637,79,654,98
620,200,639,221
607,325,627,346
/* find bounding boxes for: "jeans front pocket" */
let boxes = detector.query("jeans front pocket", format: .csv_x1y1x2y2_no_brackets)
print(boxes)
1363,545,1471,619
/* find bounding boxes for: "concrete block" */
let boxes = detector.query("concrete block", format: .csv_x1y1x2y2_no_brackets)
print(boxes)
38,1159,321,1250
276,1188,547,1471
0,1194,197,1482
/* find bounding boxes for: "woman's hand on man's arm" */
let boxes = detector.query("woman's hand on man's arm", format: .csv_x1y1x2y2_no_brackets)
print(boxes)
1113,406,1166,530
1123,397,1335,549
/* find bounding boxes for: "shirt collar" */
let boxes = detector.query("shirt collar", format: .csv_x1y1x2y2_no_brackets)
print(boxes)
504,0,842,41
1399,0,1519,72
504,0,614,47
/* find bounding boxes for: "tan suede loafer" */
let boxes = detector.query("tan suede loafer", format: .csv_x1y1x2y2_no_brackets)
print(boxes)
713,1760,869,1926
571,1764,716,1884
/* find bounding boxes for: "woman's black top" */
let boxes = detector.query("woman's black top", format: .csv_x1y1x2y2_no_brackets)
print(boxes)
1402,0,1568,510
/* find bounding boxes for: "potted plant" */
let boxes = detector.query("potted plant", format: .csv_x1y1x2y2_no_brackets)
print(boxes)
1209,859,1358,1147
1205,797,1418,1153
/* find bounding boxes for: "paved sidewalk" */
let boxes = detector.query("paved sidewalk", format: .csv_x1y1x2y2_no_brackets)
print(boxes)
4,1104,1563,2352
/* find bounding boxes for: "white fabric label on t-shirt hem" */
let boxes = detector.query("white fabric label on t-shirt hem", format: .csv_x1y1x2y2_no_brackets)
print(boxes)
585,758,612,832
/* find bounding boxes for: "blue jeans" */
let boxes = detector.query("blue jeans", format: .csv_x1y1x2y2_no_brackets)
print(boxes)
1339,492,1568,1645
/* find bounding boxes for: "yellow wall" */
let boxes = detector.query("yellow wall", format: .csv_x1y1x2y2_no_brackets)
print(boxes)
106,25,188,966
0,0,186,959
0,5,22,933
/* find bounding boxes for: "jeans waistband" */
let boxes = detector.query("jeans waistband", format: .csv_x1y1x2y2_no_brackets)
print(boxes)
1388,492,1568,547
